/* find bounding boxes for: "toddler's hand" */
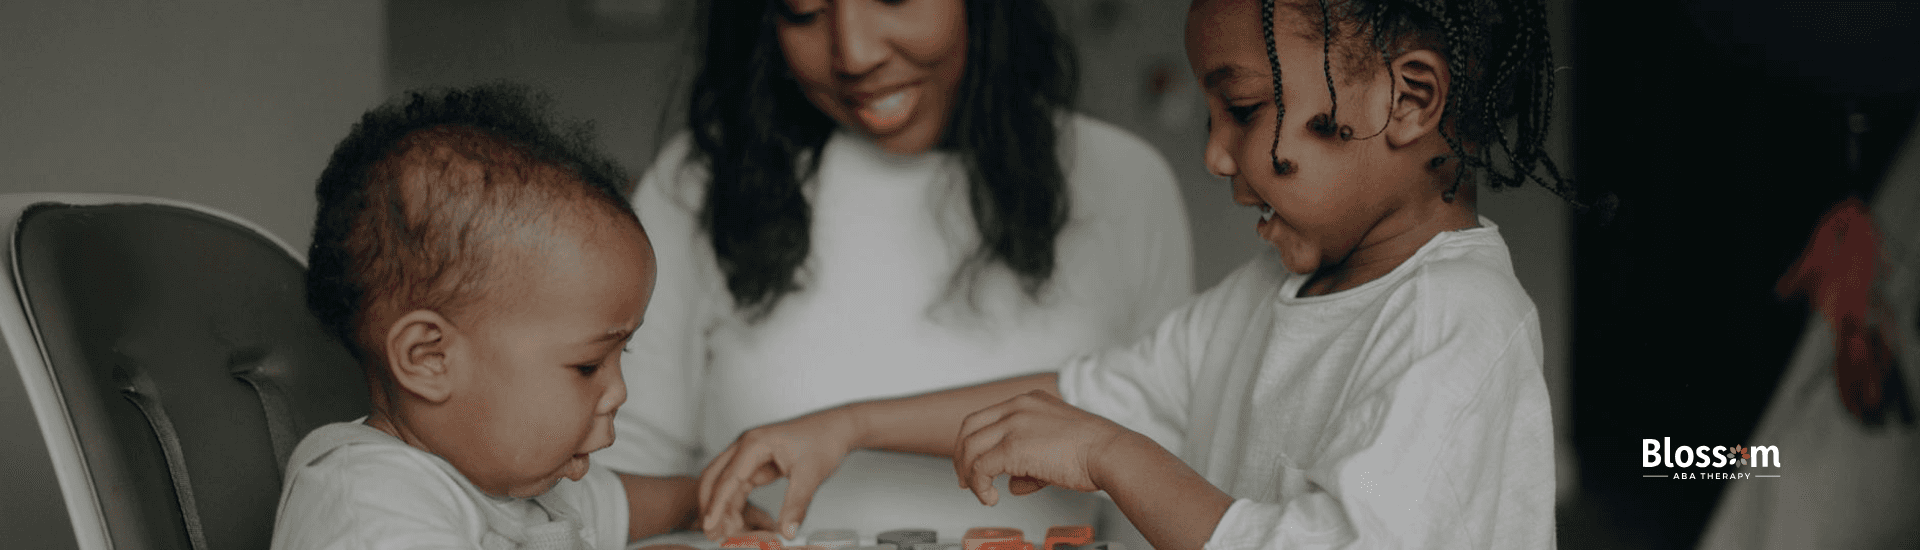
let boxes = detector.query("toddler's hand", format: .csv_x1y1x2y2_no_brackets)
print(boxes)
694,503,777,538
951,390,1130,506
697,408,859,540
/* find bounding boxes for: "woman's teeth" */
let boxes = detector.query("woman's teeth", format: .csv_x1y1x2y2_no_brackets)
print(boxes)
856,89,915,133
869,91,906,115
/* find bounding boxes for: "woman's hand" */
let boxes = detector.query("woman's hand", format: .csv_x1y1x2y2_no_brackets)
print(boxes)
697,406,862,539
951,390,1133,506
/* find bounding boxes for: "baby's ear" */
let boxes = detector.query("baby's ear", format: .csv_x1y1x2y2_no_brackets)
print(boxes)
1385,49,1451,148
384,309,457,403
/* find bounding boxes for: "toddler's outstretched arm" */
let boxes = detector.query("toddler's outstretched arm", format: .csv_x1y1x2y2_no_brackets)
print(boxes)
697,373,1059,538
952,390,1234,550
698,372,1235,550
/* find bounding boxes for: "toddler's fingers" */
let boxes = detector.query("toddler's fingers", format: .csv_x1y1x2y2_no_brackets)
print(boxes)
953,404,1016,488
702,456,762,536
744,503,779,532
706,438,788,535
963,444,1009,507
956,399,1013,440
714,487,757,538
750,465,781,486
776,468,827,540
954,427,1010,492
695,448,734,535
704,469,757,537
1009,475,1048,496
955,418,1020,507
698,444,741,509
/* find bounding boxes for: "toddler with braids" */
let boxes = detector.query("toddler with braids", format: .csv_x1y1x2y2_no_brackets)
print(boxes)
693,0,1580,547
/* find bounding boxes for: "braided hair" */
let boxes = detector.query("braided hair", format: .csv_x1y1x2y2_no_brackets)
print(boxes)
1257,0,1583,208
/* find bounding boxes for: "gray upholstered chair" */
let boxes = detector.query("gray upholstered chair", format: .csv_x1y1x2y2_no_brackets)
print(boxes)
0,194,369,550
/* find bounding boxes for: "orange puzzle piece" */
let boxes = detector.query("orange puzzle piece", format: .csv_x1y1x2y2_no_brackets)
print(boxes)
723,535,785,550
963,527,1024,550
1044,525,1094,550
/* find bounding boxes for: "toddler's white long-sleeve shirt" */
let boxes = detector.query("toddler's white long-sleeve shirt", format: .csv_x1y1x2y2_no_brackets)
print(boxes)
1060,220,1556,549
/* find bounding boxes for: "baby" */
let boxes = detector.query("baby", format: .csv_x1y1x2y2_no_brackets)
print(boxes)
272,83,755,549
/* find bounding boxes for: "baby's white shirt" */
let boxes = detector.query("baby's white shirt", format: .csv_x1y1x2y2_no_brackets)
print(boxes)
270,420,629,550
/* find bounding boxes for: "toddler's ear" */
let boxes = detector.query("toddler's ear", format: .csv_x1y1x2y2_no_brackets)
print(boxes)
384,309,457,403
1385,49,1451,148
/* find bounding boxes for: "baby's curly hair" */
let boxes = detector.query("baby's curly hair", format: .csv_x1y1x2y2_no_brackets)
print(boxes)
306,82,638,364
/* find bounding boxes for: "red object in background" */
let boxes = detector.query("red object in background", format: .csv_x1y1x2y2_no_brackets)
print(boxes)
1777,197,1894,423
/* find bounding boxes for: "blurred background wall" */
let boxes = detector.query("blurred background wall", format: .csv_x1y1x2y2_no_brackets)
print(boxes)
0,0,386,253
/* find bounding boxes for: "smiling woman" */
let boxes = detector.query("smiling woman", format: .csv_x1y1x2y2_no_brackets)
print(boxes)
597,0,1196,540
684,0,1095,321
773,0,968,155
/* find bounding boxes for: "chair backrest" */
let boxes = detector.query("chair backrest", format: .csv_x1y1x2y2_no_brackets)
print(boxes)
0,194,369,550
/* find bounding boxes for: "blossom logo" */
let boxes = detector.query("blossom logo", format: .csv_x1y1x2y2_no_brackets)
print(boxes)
1640,437,1782,480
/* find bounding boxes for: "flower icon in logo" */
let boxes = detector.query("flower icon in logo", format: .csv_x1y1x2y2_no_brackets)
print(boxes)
1731,445,1749,466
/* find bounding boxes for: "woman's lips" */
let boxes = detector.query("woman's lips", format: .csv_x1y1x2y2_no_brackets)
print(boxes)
854,86,917,134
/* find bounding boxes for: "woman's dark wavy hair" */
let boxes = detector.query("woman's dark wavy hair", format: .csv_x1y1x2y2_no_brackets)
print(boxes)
1258,0,1589,208
688,0,1079,320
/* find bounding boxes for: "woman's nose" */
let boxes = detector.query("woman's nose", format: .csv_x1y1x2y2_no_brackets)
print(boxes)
832,3,888,77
